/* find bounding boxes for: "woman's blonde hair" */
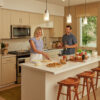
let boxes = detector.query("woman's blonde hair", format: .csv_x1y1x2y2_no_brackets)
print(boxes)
34,27,42,37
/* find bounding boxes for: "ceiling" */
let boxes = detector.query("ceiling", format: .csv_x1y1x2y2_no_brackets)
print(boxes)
36,0,100,6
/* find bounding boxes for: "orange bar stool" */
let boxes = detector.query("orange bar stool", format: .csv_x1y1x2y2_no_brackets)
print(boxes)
57,77,80,100
91,67,100,89
77,71,96,100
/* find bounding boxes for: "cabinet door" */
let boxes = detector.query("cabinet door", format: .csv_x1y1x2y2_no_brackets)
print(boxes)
2,9,11,39
0,55,1,85
0,8,2,39
11,11,21,25
20,12,30,25
11,11,30,25
50,16,64,37
2,57,16,85
30,13,44,37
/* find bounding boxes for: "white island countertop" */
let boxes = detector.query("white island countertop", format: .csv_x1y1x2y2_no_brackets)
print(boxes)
21,56,100,75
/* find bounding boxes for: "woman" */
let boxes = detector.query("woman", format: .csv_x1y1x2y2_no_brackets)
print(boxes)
29,27,49,61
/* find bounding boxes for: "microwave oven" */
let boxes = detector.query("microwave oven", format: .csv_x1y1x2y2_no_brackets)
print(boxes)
11,25,31,38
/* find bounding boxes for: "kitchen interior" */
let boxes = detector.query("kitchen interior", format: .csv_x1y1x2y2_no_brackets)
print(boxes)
0,0,100,100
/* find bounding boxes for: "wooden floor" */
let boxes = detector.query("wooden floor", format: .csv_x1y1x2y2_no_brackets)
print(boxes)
0,85,100,100
80,87,100,100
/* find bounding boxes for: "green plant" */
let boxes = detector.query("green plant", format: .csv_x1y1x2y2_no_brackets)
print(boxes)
82,16,97,46
1,42,6,49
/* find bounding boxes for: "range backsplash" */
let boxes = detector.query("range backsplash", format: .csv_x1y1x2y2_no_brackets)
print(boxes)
1,39,30,51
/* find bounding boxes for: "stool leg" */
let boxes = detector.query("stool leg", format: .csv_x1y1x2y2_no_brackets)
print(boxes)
57,84,62,100
74,85,79,100
86,78,90,100
96,72,99,89
82,78,86,98
67,87,69,100
91,78,96,100
69,86,71,100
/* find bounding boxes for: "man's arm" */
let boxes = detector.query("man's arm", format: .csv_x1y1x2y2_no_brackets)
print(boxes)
65,44,77,48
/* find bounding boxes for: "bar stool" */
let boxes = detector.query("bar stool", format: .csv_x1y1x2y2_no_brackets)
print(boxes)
57,77,80,100
91,67,100,89
77,71,96,100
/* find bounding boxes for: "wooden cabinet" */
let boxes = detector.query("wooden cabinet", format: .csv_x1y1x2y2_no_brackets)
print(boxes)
1,55,16,85
11,11,30,25
1,9,11,39
0,8,2,39
30,13,44,37
0,55,1,85
50,16,64,37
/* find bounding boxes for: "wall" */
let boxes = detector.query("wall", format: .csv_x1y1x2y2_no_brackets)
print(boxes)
3,0,64,16
64,1,100,55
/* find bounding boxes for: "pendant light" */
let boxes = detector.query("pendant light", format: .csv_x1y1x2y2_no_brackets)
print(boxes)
44,0,49,21
0,0,3,7
83,0,88,25
66,0,72,23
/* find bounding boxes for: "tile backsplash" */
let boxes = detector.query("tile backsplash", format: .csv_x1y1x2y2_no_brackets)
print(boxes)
1,39,30,51
0,37,61,52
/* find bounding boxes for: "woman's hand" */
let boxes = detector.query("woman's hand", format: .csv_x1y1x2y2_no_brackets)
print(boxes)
42,52,50,60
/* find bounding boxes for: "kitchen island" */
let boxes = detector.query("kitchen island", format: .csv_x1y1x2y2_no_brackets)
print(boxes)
21,56,100,100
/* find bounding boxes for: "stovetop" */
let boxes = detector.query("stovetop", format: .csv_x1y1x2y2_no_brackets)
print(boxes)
8,50,30,58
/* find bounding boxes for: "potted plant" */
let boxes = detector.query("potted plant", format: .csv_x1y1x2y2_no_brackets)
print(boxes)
1,42,9,55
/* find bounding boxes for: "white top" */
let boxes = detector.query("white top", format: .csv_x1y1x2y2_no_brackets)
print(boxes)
21,56,100,75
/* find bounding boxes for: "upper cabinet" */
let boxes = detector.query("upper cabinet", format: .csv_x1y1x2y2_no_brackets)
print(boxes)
1,9,11,39
0,8,2,39
30,13,44,37
50,16,64,37
11,11,30,25
0,8,64,39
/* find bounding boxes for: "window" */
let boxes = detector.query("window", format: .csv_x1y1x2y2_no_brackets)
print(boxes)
80,16,97,48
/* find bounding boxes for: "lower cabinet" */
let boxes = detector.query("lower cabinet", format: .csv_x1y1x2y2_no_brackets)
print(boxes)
1,55,16,85
0,55,2,85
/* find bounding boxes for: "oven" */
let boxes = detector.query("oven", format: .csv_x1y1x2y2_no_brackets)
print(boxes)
9,50,30,84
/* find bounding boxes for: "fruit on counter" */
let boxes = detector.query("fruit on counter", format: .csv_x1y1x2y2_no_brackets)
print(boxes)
60,59,66,64
70,56,75,61
63,55,67,61
76,56,82,61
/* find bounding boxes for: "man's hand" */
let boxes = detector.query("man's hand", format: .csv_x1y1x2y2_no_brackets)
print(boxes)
65,45,70,48
65,44,77,48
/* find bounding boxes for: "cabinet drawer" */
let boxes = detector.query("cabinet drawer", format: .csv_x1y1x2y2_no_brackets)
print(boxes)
2,57,16,64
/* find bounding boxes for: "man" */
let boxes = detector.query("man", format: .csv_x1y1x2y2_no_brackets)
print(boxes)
62,25,77,55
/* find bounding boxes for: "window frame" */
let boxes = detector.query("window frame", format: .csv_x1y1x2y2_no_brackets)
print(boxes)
77,16,97,51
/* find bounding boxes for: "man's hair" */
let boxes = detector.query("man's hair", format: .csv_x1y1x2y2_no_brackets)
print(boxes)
66,25,72,30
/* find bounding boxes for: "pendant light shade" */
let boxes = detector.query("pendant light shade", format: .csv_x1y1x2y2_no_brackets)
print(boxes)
0,0,3,7
66,0,72,24
83,0,88,25
67,14,72,23
44,9,49,21
83,16,88,25
44,0,49,21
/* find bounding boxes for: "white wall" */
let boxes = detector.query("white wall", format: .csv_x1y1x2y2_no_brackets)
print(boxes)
3,0,64,16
